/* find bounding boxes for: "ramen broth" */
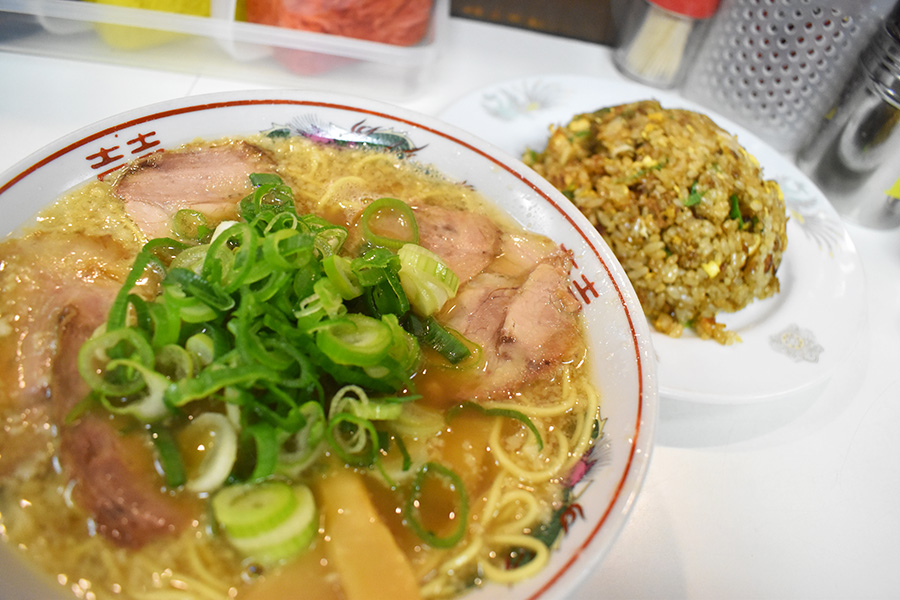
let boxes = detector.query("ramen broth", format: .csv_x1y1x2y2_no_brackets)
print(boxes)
0,134,602,600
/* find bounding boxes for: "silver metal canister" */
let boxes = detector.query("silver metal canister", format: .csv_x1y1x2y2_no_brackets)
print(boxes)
797,2,900,229
681,0,892,153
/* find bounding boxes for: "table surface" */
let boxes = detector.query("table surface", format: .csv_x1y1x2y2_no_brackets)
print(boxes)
2,15,899,600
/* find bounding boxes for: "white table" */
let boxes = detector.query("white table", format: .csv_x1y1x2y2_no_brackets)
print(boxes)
2,16,899,600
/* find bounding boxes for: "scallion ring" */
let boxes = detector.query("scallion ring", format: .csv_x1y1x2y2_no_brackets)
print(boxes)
181,412,239,493
405,462,469,548
77,328,156,397
397,244,459,316
360,197,419,249
447,401,544,450
315,314,392,367
325,413,379,467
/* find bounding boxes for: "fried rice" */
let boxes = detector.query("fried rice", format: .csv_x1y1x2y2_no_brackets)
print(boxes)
524,100,788,344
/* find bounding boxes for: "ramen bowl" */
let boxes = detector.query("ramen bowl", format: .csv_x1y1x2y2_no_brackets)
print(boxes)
0,90,658,600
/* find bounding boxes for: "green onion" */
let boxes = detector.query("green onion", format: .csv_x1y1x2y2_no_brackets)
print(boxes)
349,247,409,317
328,384,405,421
154,344,195,381
309,223,347,258
393,433,412,472
147,301,182,348
182,412,239,493
405,462,469,548
359,197,419,249
729,194,745,227
381,313,421,375
322,254,363,300
683,181,704,207
325,412,379,466
277,401,326,476
162,285,218,323
397,244,459,316
213,480,297,537
313,278,346,320
185,332,216,367
78,327,156,392
172,209,210,242
204,221,257,294
447,401,543,450
126,294,152,333
244,422,279,481
96,359,172,422
165,364,279,408
107,237,187,330
262,229,314,271
316,314,393,367
80,175,429,498
249,172,283,187
212,481,318,566
240,175,295,224
407,314,471,365
351,400,403,421
352,247,400,286
168,244,210,275
366,274,410,317
150,425,187,488
165,267,234,311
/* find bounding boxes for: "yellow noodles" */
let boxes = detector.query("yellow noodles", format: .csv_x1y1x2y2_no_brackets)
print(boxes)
420,363,602,597
480,533,550,583
490,420,571,484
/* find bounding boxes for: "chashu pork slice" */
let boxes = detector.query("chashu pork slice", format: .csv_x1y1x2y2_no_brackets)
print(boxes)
0,233,133,415
114,141,275,240
60,415,194,548
436,242,582,402
412,204,502,284
0,232,146,480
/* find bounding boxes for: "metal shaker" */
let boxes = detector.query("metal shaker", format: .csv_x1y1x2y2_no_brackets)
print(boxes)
613,0,720,89
797,2,900,229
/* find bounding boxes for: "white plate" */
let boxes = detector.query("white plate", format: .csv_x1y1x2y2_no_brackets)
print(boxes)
440,74,867,404
0,90,657,600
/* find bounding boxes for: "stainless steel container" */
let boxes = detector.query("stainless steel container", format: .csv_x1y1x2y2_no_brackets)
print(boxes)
681,0,893,153
797,2,900,229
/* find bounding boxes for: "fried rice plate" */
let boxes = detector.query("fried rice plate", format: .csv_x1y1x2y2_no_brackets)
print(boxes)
524,100,788,344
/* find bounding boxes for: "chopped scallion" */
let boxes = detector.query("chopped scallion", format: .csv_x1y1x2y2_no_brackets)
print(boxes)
405,462,469,548
359,197,419,249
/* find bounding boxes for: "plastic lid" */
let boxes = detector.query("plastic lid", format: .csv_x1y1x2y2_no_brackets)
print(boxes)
649,0,721,20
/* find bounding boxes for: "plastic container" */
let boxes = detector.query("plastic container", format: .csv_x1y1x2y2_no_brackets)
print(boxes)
0,0,448,99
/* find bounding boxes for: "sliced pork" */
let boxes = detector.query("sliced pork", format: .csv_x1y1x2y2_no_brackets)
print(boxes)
59,415,193,548
114,141,275,239
412,204,502,283
500,261,582,368
0,230,189,548
0,233,131,414
435,234,582,401
490,231,560,278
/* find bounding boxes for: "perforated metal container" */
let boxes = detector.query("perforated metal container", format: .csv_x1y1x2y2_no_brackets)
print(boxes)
681,0,895,153
797,2,900,228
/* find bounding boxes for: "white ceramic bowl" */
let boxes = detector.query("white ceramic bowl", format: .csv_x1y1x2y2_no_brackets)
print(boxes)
0,90,658,600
